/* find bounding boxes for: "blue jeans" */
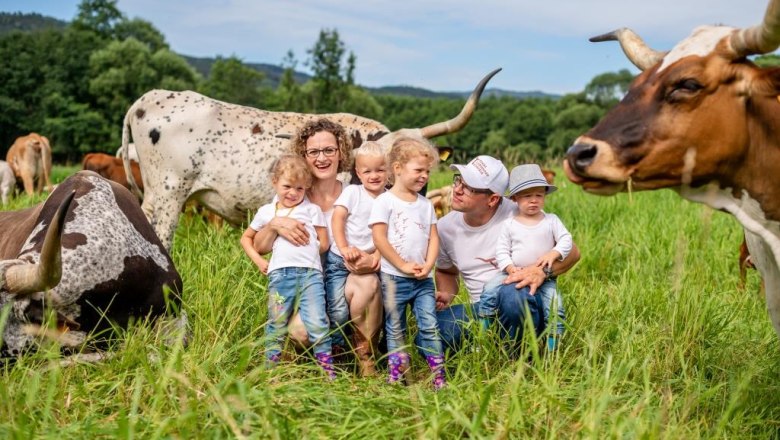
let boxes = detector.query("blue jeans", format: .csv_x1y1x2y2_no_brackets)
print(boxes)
266,267,331,358
324,250,350,347
536,278,566,335
380,273,443,356
477,272,506,318
436,284,543,353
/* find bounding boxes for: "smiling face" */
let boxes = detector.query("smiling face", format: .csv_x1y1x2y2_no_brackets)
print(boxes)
355,154,388,196
304,131,341,182
393,154,432,194
272,176,307,208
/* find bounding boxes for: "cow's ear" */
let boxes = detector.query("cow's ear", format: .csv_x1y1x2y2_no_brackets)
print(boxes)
437,146,454,162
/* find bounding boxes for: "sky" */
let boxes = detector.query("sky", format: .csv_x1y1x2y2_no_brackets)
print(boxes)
2,0,777,94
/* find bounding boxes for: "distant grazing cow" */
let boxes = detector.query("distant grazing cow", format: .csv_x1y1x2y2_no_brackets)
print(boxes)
82,152,143,192
121,69,501,249
0,160,14,205
564,0,780,338
0,171,183,357
6,133,53,196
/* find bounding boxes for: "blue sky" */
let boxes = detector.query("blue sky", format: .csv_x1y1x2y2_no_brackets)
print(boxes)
2,0,776,94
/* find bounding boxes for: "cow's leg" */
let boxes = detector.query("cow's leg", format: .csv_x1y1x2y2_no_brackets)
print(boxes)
141,186,187,250
345,273,382,376
21,170,35,196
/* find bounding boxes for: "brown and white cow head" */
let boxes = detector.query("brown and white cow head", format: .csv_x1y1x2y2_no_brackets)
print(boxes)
565,0,780,220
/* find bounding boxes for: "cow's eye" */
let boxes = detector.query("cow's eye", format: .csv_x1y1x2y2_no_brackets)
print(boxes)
667,79,703,101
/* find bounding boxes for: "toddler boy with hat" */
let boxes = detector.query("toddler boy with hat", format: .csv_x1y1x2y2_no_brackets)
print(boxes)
478,163,572,351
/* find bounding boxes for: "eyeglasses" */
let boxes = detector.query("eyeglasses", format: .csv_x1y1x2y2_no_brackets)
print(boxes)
453,175,493,196
305,147,338,158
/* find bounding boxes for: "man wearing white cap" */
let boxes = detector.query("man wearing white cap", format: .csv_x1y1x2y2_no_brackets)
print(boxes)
434,155,580,350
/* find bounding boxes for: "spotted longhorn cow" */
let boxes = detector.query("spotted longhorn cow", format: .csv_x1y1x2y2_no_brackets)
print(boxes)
0,171,183,357
121,69,501,250
564,0,780,338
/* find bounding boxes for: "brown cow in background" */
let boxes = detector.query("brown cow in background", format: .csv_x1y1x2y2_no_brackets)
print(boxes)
6,133,53,196
82,152,143,192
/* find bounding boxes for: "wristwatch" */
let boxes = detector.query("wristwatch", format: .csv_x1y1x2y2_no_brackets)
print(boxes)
543,265,554,280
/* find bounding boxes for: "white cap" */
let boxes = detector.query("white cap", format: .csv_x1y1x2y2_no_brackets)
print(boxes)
450,155,509,195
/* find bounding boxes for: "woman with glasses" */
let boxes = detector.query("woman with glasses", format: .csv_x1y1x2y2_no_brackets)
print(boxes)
253,118,383,375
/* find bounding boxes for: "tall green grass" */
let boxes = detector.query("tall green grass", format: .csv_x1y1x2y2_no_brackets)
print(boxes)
1,167,778,438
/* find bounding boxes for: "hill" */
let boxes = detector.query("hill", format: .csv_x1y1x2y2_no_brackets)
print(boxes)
0,12,67,34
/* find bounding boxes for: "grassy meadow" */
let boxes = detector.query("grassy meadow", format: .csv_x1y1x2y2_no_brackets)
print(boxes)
1,165,779,439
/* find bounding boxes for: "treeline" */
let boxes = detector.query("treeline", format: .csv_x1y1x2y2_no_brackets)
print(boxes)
0,0,640,164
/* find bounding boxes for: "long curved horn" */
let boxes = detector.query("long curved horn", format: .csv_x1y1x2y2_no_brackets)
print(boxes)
420,68,501,138
4,190,74,295
730,0,780,58
590,28,666,71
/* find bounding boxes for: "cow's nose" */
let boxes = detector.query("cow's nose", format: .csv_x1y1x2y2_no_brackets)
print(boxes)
566,142,598,172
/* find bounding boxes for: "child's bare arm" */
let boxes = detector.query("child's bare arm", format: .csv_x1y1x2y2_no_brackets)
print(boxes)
415,224,439,279
332,206,359,260
315,226,330,254
240,227,270,274
535,250,562,270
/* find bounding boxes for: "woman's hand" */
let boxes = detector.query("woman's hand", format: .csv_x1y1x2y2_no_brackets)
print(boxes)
270,216,309,246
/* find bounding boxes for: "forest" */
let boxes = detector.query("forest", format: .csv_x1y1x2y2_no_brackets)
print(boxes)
2,0,775,165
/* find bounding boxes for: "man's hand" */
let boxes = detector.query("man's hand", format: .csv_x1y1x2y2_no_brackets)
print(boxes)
435,290,456,311
504,265,545,295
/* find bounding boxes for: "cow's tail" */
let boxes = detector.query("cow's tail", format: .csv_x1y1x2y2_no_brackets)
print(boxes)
122,105,144,201
419,67,501,139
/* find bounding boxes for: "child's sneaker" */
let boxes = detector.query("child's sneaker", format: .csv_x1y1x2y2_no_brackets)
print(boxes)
315,352,337,380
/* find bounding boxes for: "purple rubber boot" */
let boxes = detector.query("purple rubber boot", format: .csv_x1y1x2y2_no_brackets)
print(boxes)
315,352,337,380
266,352,281,368
387,352,410,384
426,354,446,390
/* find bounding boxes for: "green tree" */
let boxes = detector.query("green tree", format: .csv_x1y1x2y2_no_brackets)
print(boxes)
200,56,265,106
89,38,200,145
71,0,124,39
114,17,168,52
584,69,635,107
305,28,354,112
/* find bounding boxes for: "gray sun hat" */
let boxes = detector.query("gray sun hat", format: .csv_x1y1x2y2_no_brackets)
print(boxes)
507,164,557,197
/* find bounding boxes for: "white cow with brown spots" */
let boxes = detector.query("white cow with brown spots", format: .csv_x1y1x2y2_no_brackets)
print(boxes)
122,69,501,250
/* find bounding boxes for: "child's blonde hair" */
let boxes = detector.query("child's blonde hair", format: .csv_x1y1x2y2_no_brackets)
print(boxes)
354,140,387,160
387,137,439,174
271,155,313,188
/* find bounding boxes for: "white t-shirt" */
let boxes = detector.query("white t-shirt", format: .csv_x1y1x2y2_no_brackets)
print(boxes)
330,184,379,257
368,191,437,278
495,212,572,270
249,199,326,273
436,199,516,303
